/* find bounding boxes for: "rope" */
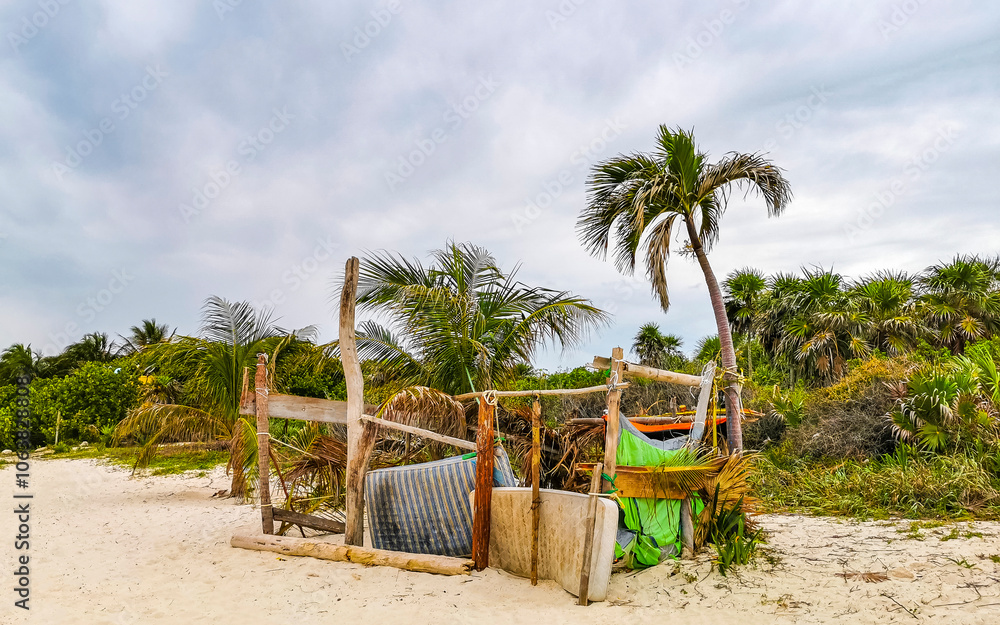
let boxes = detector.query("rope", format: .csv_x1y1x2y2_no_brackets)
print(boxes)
482,389,498,406
606,364,624,396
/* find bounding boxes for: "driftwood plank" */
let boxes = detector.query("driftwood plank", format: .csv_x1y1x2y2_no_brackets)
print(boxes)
272,508,345,534
592,356,702,387
231,533,473,576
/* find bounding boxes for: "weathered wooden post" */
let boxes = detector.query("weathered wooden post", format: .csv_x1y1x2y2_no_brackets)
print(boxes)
530,397,541,585
341,256,370,547
255,353,274,535
602,347,624,492
578,461,603,606
471,391,497,570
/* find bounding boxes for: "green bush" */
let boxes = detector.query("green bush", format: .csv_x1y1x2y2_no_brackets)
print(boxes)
0,363,141,447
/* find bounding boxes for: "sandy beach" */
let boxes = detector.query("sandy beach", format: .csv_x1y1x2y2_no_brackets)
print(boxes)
4,458,1000,625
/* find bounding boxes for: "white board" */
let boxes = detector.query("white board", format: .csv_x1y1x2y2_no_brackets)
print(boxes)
471,487,617,602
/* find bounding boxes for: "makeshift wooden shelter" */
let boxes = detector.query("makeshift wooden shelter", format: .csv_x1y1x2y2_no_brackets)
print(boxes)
230,256,745,604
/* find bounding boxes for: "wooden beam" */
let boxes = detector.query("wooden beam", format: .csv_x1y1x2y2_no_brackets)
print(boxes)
272,508,345,534
239,393,380,424
471,398,495,571
578,461,603,606
359,414,476,451
231,533,473,576
255,354,274,535
452,383,627,402
341,257,369,547
602,348,624,493
592,356,702,387
530,398,541,586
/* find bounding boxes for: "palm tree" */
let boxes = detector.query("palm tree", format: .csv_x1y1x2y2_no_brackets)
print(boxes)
0,343,44,383
769,268,863,383
351,241,608,396
632,323,685,370
850,271,926,356
119,319,174,354
577,126,792,452
917,255,1000,354
114,296,314,498
723,267,769,377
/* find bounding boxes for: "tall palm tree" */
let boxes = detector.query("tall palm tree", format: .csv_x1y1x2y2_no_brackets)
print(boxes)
351,241,608,396
632,323,685,370
114,296,314,498
917,255,1000,354
577,126,792,452
119,319,174,354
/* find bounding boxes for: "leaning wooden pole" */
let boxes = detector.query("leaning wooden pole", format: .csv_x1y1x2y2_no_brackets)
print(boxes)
255,353,274,535
341,256,368,547
530,397,541,585
578,461,603,606
471,394,496,571
602,347,624,492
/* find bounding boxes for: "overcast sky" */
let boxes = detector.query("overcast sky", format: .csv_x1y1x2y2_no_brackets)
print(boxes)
1,0,998,370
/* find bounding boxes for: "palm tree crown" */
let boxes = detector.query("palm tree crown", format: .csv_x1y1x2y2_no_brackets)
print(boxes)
577,126,792,452
352,241,608,396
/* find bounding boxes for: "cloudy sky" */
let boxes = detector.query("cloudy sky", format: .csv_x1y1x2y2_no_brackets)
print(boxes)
1,0,998,369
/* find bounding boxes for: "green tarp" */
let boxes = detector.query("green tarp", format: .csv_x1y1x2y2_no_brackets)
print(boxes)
613,421,703,568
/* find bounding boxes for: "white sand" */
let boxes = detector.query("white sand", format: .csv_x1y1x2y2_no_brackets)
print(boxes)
4,458,1000,624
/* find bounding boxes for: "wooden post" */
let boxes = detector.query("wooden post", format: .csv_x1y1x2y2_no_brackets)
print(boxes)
530,397,541,585
578,461,603,606
680,497,695,557
341,257,369,547
602,347,624,492
471,394,496,571
255,353,274,535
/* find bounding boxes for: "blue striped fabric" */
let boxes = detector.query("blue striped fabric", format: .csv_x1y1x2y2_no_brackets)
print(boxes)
365,447,516,557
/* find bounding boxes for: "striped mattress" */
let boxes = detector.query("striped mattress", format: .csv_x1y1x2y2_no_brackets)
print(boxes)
365,447,517,557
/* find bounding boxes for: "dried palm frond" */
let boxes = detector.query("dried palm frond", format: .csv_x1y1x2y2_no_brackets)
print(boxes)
695,452,759,548
644,451,726,498
378,386,466,439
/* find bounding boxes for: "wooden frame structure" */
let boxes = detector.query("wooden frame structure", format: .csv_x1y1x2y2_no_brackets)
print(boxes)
231,254,731,590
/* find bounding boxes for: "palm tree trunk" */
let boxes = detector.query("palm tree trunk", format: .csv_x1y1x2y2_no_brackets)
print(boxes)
685,219,743,454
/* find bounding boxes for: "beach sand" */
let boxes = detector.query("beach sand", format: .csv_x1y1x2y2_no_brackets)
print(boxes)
4,458,1000,624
